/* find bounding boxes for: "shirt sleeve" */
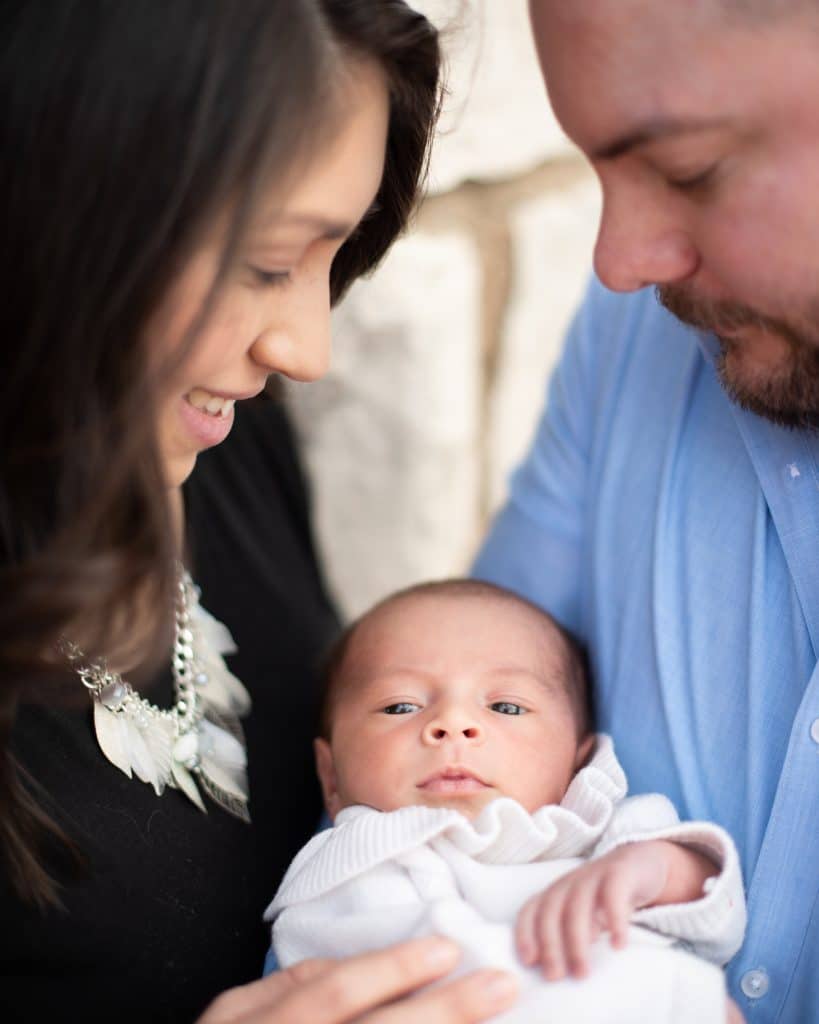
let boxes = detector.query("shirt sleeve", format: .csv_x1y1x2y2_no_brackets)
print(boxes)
592,794,747,965
472,276,604,638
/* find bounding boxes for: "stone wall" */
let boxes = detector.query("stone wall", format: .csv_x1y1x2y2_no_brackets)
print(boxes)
285,0,601,619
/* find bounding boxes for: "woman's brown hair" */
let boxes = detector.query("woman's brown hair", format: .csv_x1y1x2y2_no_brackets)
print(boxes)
0,0,440,907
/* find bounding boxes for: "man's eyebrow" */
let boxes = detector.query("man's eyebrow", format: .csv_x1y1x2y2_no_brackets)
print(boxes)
590,117,730,161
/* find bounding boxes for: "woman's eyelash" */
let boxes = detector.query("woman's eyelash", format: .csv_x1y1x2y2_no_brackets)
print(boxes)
250,267,292,288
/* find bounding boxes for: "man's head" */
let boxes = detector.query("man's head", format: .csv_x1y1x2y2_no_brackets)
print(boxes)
315,580,594,820
529,0,819,428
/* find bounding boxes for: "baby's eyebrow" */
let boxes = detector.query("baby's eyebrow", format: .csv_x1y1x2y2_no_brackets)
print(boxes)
485,665,555,683
484,664,544,677
350,668,432,697
484,665,571,701
360,665,437,684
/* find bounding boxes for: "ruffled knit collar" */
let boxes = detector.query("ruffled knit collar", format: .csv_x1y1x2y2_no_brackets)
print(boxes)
268,735,626,916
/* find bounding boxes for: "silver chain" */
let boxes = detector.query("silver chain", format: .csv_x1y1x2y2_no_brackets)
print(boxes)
61,567,200,739
58,565,252,820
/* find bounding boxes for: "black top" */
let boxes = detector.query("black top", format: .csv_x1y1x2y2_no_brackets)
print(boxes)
2,398,339,1023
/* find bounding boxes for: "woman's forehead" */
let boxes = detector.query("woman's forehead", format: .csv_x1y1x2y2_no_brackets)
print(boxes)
253,59,389,244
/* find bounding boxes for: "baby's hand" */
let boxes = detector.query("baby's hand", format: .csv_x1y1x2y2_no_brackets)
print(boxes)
515,841,673,980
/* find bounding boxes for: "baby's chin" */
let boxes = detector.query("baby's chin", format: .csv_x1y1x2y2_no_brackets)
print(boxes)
410,788,499,819
335,787,511,820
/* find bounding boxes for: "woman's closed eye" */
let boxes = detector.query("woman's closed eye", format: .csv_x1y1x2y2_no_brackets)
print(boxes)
490,701,527,716
248,266,292,288
382,701,421,715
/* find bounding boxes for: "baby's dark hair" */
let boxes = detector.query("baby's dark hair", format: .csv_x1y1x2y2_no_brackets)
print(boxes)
317,578,593,740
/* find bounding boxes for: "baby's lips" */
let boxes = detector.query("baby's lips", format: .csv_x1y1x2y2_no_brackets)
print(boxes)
417,766,490,792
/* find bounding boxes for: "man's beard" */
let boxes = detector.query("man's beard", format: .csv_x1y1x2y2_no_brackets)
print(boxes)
656,283,819,430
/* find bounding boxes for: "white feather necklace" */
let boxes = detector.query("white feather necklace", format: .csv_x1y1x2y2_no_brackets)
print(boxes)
62,567,252,822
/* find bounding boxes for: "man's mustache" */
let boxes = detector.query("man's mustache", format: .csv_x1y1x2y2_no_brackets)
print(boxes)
655,285,779,338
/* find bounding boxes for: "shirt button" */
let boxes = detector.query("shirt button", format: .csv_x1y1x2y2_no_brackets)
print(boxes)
810,719,819,745
741,968,770,1000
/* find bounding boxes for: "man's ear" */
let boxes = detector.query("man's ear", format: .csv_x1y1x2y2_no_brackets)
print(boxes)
574,732,596,771
314,737,342,820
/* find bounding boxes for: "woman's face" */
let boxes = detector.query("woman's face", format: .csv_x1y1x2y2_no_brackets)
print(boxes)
151,59,390,487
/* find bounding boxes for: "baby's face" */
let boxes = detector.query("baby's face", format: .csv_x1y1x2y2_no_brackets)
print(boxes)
315,593,592,820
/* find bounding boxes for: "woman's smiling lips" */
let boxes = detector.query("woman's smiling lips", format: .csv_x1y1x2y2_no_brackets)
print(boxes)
179,393,235,449
178,385,264,450
417,767,490,795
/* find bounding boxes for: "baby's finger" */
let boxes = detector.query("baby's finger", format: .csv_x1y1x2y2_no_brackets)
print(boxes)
599,873,631,949
535,886,569,981
562,881,598,978
515,895,542,966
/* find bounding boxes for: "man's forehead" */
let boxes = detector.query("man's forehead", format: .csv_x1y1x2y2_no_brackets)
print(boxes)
529,0,801,154
529,0,720,38
530,1,717,119
529,0,807,29
530,0,816,71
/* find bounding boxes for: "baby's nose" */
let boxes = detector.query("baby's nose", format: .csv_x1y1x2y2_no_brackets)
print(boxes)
422,712,483,744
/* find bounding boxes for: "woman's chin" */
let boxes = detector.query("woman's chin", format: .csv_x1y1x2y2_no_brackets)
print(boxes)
164,450,198,489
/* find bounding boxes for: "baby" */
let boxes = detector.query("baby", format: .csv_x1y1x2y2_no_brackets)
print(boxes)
265,580,746,1023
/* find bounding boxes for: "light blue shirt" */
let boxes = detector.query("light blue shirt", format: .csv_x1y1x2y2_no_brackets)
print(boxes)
474,277,819,1024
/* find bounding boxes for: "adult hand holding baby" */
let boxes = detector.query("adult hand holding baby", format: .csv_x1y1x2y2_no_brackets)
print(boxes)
197,938,518,1024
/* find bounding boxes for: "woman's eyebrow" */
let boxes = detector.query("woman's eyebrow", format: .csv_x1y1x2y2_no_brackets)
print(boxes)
274,213,352,239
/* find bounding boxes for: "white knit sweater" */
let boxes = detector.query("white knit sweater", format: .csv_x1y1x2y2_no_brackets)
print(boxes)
266,736,746,1023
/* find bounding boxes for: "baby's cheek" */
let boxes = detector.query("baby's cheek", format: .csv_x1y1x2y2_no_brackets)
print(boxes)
518,742,577,807
339,742,402,808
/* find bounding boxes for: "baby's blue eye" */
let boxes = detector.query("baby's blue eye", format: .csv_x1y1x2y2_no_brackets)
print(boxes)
383,702,420,715
490,701,526,716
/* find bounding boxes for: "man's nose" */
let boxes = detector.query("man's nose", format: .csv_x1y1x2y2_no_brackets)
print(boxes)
593,179,700,293
422,707,484,745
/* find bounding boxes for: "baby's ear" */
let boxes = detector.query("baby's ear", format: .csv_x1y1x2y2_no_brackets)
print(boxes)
314,737,341,820
574,732,597,771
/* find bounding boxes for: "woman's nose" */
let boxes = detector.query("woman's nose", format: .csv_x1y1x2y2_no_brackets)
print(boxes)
422,708,484,745
249,324,330,382
593,181,700,293
249,274,332,382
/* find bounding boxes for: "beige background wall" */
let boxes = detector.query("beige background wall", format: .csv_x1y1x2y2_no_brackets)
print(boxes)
285,1,601,619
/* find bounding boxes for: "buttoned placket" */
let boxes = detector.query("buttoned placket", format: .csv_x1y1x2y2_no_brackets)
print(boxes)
721,393,819,1022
